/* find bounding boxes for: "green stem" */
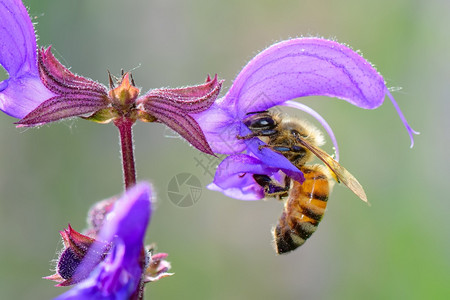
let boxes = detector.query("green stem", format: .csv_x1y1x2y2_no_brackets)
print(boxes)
114,117,136,190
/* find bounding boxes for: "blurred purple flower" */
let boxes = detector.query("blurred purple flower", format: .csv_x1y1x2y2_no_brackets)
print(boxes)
0,0,222,155
45,182,171,300
193,38,419,200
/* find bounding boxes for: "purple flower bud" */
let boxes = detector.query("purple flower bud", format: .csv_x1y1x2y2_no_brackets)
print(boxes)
44,225,109,287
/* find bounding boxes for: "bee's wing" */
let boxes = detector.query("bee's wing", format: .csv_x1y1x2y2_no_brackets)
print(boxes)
296,138,368,203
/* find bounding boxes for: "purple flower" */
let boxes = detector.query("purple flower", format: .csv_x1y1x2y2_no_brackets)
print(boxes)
193,38,419,200
0,0,222,155
45,182,172,299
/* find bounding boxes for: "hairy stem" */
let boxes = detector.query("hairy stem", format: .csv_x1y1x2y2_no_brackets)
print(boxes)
114,117,136,190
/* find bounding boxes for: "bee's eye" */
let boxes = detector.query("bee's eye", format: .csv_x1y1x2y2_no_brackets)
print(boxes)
245,116,276,129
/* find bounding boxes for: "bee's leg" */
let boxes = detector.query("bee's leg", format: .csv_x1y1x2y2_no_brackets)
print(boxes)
253,174,290,199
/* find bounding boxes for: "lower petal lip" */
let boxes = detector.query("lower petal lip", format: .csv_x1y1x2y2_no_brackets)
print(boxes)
0,75,56,119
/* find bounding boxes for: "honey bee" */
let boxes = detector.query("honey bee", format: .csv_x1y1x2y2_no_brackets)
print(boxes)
239,110,367,254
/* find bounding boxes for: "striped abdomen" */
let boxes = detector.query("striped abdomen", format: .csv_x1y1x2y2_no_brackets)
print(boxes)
274,165,330,254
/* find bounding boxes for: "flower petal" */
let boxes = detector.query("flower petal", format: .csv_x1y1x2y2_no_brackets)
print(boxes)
38,47,107,97
56,182,152,299
99,183,151,250
14,47,109,126
141,74,223,113
0,0,55,118
138,76,225,155
239,124,304,183
209,154,280,200
191,100,245,154
16,94,109,127
142,99,215,155
0,0,36,78
0,75,55,118
224,38,388,117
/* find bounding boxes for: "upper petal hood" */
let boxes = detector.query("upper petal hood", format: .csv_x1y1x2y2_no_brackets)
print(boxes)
224,38,387,117
195,37,417,155
0,0,55,118
0,0,36,77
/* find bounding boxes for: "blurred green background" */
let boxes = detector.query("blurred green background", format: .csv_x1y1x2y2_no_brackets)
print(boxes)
1,0,448,299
